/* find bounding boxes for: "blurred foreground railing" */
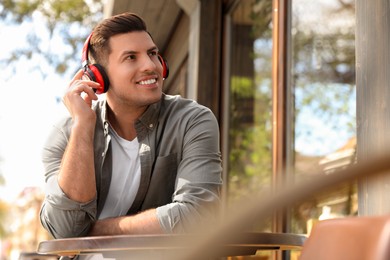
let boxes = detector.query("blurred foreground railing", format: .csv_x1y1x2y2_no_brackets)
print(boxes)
37,153,390,259
179,152,390,259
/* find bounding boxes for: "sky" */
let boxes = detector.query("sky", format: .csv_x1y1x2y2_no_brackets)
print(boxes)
0,16,69,202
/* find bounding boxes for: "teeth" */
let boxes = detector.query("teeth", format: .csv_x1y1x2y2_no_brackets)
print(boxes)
138,78,157,85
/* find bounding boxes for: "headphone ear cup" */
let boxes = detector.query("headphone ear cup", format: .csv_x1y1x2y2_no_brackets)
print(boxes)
83,64,110,94
158,55,169,80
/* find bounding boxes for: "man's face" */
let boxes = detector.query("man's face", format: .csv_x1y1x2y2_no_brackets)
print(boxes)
106,31,164,109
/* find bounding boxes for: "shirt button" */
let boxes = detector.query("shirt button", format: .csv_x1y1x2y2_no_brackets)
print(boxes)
149,124,153,128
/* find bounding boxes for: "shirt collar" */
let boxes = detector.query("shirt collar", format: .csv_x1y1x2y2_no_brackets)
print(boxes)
98,94,164,137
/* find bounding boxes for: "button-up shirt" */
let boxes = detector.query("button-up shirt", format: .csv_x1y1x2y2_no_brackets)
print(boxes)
39,94,223,238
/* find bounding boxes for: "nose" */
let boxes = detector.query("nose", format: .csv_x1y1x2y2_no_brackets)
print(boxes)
140,54,157,73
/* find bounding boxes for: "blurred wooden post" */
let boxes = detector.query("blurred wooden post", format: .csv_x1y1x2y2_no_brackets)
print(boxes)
356,0,390,214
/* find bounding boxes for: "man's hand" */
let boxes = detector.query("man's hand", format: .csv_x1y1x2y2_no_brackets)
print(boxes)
63,69,101,123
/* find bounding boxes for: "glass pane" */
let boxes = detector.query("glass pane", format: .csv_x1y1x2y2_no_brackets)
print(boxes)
290,0,356,235
227,0,273,232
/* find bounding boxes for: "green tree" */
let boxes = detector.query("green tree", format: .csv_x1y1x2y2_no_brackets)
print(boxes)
292,1,356,141
0,0,102,243
0,0,104,78
227,0,273,207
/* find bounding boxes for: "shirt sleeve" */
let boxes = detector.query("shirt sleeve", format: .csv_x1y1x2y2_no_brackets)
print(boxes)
39,119,97,238
155,105,223,233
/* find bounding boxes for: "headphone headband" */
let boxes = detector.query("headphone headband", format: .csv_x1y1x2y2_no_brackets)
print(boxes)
81,32,109,94
81,32,93,68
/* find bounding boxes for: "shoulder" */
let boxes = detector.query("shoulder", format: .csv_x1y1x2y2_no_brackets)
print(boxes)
160,94,219,127
51,115,72,136
162,94,213,115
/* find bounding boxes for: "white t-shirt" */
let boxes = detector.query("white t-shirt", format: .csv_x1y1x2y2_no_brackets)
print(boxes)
99,125,141,219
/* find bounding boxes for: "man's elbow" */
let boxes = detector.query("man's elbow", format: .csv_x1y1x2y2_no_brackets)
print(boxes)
39,204,93,238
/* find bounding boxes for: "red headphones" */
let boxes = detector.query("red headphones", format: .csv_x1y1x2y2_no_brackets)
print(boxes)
81,32,169,94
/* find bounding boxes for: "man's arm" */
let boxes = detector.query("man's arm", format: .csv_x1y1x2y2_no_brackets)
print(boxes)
39,118,99,238
40,70,103,239
148,102,223,234
58,69,101,202
89,209,163,235
57,119,97,202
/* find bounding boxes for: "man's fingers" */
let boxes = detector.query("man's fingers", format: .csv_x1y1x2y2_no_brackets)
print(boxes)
69,69,84,85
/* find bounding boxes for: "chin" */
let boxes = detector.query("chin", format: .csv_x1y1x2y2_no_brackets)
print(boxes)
141,91,163,105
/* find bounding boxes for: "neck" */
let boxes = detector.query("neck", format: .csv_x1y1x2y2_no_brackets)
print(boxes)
107,104,146,141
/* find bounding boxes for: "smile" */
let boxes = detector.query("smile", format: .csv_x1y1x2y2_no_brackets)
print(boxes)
138,78,157,85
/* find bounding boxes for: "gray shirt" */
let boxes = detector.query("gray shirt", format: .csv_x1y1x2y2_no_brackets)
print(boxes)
39,94,223,238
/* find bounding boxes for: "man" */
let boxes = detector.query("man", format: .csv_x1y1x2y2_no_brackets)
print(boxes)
39,12,222,239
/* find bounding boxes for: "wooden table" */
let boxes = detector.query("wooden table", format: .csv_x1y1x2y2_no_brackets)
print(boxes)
37,232,306,259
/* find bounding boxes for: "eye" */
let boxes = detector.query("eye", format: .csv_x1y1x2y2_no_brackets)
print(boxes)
149,50,158,57
126,54,136,60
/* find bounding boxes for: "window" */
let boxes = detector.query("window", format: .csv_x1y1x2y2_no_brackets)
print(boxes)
223,0,356,258
225,0,273,231
290,0,356,235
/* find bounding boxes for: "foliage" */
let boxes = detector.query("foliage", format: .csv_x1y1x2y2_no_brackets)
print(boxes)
228,75,272,204
227,0,274,209
0,200,9,237
0,0,104,78
290,0,356,233
0,0,103,243
291,0,356,138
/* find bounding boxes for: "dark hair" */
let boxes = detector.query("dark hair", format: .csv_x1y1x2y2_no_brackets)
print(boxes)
90,12,148,66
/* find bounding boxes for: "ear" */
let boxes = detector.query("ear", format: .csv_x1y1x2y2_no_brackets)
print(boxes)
158,54,169,80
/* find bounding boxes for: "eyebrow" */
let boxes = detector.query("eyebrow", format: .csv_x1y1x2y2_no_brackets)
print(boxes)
148,46,159,52
120,46,159,57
